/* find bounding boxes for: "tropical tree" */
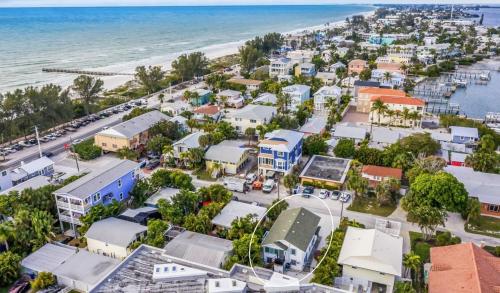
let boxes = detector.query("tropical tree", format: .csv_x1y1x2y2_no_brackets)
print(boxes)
171,52,209,81
162,144,174,161
0,251,21,287
116,147,139,161
346,168,369,201
304,134,328,156
276,92,291,114
371,98,387,126
384,109,395,126
401,107,411,127
30,210,55,250
72,75,104,116
383,71,392,83
403,251,421,278
31,271,56,292
375,178,400,206
187,147,205,169
267,199,289,222
334,138,355,158
465,197,481,224
145,219,168,248
227,214,258,240
224,233,262,269
135,65,165,94
283,173,300,194
245,127,256,146
0,222,13,251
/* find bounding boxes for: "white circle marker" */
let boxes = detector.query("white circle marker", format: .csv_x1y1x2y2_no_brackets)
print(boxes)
248,193,335,287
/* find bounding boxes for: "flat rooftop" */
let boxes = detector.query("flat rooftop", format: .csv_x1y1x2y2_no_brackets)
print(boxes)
299,155,351,184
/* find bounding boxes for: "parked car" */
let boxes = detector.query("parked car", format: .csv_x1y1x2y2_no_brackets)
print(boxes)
302,186,314,198
292,184,302,195
340,192,351,203
224,177,248,193
42,151,54,157
138,160,148,168
18,141,32,147
331,190,342,200
319,189,330,199
262,179,275,193
145,159,160,170
245,173,257,185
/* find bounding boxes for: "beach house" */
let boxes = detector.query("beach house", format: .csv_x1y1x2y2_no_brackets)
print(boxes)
9,156,55,186
356,87,406,113
294,62,316,77
262,208,320,272
172,132,205,160
94,110,169,152
314,85,342,114
282,84,311,112
204,141,250,175
449,126,479,145
269,57,293,77
361,165,403,188
217,89,244,108
53,160,139,234
227,78,262,92
348,59,368,75
224,104,277,134
368,95,425,127
258,129,304,176
189,89,212,106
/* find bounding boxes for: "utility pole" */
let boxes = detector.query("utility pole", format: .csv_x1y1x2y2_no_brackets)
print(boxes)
35,126,42,158
69,136,80,173
276,173,280,200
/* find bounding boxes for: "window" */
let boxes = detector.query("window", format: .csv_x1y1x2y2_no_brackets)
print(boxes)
290,260,297,265
488,204,499,212
1,171,6,176
276,160,284,170
118,179,122,187
291,249,296,255
156,267,160,273
93,192,101,202
164,267,168,272
102,142,107,147
250,119,257,123
112,144,117,148
119,193,124,200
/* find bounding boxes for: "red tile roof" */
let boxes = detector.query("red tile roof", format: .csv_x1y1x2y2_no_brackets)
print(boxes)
429,243,500,293
358,87,406,96
361,165,403,179
371,95,426,106
194,105,220,115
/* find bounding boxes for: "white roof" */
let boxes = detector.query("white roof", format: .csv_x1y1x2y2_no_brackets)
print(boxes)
145,187,180,206
338,227,403,276
430,131,452,142
450,126,479,138
85,217,147,247
282,84,310,95
444,166,500,205
334,125,367,140
299,117,327,135
371,128,402,144
173,132,203,149
450,152,467,163
314,85,341,97
19,156,54,174
259,129,304,152
208,278,247,293
211,200,267,229
228,104,277,122
21,243,77,273
205,141,248,164
195,89,212,96
98,110,169,139
152,263,207,281
0,176,51,195
218,89,241,98
253,92,277,105
169,115,188,125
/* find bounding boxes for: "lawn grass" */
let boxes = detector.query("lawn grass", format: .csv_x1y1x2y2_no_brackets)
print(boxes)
347,196,397,217
193,169,217,182
465,216,500,239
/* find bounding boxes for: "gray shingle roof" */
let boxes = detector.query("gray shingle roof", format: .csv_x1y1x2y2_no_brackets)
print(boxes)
229,104,277,121
21,243,77,273
85,217,147,247
204,142,248,164
99,110,169,139
262,208,320,251
54,160,138,199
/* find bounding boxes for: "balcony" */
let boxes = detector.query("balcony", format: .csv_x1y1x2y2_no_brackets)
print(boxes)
56,200,69,209
58,214,82,226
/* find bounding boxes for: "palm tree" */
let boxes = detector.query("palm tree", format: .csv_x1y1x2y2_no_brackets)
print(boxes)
403,252,421,279
346,169,368,202
0,222,13,251
179,151,190,168
410,111,422,128
402,108,411,127
370,98,388,126
116,147,138,161
276,92,291,114
385,109,395,126
187,147,205,169
383,71,392,84
162,144,174,166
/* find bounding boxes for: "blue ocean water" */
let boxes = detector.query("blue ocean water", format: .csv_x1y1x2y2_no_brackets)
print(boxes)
0,5,373,92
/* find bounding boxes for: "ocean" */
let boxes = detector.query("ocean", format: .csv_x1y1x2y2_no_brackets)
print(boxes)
0,5,374,93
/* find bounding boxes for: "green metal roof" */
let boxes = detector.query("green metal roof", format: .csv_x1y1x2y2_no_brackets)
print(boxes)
262,207,320,252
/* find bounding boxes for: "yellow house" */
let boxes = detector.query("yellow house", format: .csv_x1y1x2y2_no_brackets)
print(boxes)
85,217,147,260
94,110,169,152
204,141,250,175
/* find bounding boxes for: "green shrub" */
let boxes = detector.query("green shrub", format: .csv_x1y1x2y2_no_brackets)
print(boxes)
73,138,102,160
414,242,431,262
31,272,56,292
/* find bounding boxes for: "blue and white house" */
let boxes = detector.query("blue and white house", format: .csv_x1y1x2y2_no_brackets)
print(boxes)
258,129,304,176
282,84,311,112
450,126,479,145
53,160,139,235
371,69,406,88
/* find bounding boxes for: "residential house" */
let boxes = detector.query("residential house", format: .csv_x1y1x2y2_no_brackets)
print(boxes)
368,95,425,127
314,85,342,114
321,49,333,63
376,62,403,73
217,89,243,108
337,227,403,293
258,129,304,176
85,217,147,259
287,49,315,64
299,155,351,188
361,165,403,188
370,128,404,148
357,87,406,113
336,47,349,58
227,78,262,92
95,110,169,152
282,84,311,112
205,141,250,175
164,231,233,269
224,104,277,134
333,125,367,144
429,243,500,293
444,166,500,217
118,206,160,226
169,115,188,132
53,160,139,234
193,105,222,122
262,208,320,271
295,62,316,77
348,59,368,75
269,57,293,77
371,69,405,88
353,80,380,98
384,44,417,64
329,61,346,73
299,117,328,137
10,156,54,186
190,89,212,106
172,132,204,159
450,126,479,145
211,200,267,229
316,71,336,85
161,100,191,116
253,92,277,105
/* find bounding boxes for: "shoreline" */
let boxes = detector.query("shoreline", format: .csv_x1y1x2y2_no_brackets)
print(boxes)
14,8,376,93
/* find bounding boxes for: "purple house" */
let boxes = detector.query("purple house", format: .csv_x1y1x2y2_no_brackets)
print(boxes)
54,160,139,235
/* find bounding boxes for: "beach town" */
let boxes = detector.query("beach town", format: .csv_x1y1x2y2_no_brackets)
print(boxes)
0,4,499,293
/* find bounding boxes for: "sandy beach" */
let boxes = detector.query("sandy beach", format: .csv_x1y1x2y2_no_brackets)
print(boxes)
43,9,375,92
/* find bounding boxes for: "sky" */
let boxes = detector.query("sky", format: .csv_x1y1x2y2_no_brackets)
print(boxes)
0,0,498,7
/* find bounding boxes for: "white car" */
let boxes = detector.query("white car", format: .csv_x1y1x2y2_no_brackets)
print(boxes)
262,179,275,193
245,173,257,185
319,189,330,199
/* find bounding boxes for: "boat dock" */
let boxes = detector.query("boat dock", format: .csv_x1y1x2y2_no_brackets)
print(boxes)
42,68,134,76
